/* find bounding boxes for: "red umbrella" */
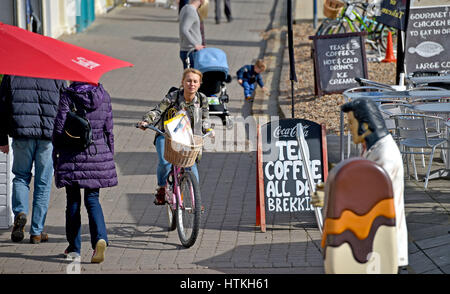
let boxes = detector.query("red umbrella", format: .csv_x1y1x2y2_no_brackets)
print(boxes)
0,22,133,84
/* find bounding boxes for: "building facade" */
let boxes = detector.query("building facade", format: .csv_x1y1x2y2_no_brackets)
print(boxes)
0,0,126,38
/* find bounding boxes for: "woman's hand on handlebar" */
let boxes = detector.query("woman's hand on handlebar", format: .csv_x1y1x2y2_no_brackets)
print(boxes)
137,121,149,130
136,122,165,135
204,128,215,138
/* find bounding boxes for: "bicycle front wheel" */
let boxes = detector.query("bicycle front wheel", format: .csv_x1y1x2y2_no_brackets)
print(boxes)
166,177,177,231
176,170,201,248
167,202,177,231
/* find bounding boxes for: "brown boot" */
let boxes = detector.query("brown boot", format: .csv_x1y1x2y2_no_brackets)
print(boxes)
30,232,49,244
154,186,166,205
11,212,27,243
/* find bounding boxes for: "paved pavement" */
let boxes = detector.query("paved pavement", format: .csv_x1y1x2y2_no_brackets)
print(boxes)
0,0,448,275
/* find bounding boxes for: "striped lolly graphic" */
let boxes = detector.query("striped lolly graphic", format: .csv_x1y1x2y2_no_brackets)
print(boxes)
322,158,398,274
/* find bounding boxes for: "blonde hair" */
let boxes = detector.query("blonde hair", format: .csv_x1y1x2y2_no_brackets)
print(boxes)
198,0,209,21
182,68,203,83
255,59,266,71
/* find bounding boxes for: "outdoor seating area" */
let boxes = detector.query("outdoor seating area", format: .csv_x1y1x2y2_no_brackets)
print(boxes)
341,82,450,189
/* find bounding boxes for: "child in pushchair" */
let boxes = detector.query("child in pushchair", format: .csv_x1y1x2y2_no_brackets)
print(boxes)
187,47,233,128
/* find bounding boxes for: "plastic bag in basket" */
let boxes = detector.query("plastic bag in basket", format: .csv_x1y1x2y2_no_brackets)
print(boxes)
164,110,194,146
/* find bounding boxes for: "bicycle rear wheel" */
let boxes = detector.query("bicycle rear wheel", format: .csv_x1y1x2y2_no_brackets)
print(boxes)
318,19,342,35
316,18,335,35
320,18,360,35
376,24,395,52
176,170,201,248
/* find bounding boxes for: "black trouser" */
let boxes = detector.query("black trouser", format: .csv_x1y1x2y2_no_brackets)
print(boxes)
215,0,232,22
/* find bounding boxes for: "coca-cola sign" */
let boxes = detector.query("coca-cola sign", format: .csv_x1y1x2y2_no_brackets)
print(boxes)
261,119,326,215
273,124,310,139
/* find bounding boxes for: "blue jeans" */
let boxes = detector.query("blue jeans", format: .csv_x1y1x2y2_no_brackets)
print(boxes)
180,50,196,69
65,186,108,254
241,81,256,98
11,138,53,236
155,135,199,187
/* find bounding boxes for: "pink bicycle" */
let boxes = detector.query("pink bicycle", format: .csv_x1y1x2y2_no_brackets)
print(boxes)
140,124,210,248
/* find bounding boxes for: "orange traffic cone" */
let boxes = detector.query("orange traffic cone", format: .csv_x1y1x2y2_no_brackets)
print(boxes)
382,31,396,63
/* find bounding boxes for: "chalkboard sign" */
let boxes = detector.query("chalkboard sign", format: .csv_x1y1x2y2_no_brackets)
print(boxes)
375,0,407,31
257,119,327,219
405,5,450,76
310,32,368,96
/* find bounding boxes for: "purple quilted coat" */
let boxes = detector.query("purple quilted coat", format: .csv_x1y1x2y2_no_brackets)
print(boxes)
52,82,118,189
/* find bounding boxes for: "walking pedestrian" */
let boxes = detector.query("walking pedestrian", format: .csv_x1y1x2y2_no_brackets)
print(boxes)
214,0,232,24
52,81,118,263
179,0,205,69
198,0,209,46
0,75,65,244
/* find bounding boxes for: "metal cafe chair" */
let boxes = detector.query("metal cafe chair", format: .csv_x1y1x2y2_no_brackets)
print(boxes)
407,88,449,165
378,101,412,137
392,113,447,189
378,102,425,174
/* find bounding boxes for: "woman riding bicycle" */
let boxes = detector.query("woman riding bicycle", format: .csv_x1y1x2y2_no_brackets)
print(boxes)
137,68,214,205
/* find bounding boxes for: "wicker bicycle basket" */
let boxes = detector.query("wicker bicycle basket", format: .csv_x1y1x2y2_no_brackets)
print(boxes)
164,135,203,168
323,0,344,19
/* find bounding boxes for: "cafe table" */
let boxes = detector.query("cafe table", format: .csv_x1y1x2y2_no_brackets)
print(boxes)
407,75,450,87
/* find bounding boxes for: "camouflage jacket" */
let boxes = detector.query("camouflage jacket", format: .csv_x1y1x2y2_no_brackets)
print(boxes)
142,88,210,137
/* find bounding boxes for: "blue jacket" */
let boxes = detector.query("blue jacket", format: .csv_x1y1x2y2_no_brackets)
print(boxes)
0,75,65,146
236,65,264,87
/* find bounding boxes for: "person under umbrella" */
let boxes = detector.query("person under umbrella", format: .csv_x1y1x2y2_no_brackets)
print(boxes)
52,81,118,263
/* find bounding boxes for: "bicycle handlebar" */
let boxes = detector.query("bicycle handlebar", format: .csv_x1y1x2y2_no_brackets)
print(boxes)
136,123,213,139
202,131,213,139
135,123,165,135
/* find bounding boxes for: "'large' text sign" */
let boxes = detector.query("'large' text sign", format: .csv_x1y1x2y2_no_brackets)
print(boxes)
405,5,450,75
261,119,325,214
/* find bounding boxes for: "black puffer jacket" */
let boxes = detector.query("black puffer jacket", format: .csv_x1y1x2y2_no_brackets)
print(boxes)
0,75,66,145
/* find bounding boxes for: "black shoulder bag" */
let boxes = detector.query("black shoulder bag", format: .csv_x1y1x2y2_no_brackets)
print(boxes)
57,100,97,156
